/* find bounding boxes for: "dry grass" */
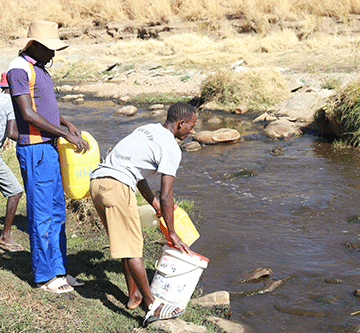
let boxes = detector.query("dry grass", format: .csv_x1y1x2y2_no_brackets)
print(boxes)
200,67,290,110
2,0,360,39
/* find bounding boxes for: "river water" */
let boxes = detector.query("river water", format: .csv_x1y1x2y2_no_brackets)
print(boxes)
59,99,360,333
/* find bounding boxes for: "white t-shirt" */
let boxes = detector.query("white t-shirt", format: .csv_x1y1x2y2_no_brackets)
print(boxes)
91,123,181,192
0,92,15,149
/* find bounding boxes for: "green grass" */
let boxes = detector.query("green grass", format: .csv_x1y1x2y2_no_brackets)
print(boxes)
0,142,226,332
317,78,360,147
128,92,192,104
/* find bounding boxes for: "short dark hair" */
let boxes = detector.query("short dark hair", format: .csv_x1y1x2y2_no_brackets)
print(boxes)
166,102,196,123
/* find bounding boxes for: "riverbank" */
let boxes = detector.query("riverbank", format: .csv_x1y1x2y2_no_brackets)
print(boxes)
0,142,235,332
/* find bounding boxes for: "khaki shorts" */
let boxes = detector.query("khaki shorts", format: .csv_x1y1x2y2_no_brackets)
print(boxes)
90,177,143,258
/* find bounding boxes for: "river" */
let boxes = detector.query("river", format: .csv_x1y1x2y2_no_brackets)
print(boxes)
59,99,360,333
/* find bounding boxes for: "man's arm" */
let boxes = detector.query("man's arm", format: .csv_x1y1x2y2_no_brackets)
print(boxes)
160,174,189,253
60,116,80,136
7,119,18,142
14,94,89,152
137,179,161,216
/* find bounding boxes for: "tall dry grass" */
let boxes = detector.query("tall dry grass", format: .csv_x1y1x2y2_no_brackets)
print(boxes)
2,0,360,40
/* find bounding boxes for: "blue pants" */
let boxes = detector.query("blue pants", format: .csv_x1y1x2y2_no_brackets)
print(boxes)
17,143,67,283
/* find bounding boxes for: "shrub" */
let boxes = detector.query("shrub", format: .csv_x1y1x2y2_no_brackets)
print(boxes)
317,79,360,146
200,67,290,111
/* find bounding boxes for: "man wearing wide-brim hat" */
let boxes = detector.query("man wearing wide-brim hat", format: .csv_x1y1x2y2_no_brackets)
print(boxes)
7,20,89,293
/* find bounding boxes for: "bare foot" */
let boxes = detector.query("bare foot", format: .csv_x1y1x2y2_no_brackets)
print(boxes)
127,293,143,310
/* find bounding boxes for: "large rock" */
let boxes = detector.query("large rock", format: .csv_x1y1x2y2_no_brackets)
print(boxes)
208,317,248,333
182,141,202,152
149,318,206,332
191,291,230,307
271,90,335,122
252,112,277,123
193,131,217,144
60,94,84,102
212,128,240,142
115,105,138,116
263,118,303,139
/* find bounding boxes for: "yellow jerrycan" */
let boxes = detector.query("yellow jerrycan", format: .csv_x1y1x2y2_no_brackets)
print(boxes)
57,131,100,199
159,206,200,247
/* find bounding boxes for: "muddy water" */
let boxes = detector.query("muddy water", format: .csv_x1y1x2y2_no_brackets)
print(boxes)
60,100,360,333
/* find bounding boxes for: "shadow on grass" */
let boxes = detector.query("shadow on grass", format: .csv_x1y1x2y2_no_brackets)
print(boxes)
0,214,28,234
0,246,152,324
67,250,152,323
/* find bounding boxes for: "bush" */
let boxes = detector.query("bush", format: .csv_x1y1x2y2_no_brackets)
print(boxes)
316,79,360,146
200,67,290,111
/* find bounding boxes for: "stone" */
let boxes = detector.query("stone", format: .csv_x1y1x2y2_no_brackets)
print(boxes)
212,128,240,142
288,77,304,92
263,118,303,139
182,141,201,152
115,105,138,116
200,100,222,111
60,94,84,102
149,104,165,110
252,112,277,123
73,98,84,105
149,318,206,333
271,90,336,122
193,131,217,144
56,85,73,92
206,117,222,124
191,291,230,307
150,109,167,117
98,62,117,73
208,317,247,333
234,105,248,114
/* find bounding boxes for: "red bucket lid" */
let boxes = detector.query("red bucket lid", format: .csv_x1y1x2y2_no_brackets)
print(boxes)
165,241,209,262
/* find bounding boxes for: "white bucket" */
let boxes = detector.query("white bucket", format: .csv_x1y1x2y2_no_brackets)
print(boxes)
150,243,209,309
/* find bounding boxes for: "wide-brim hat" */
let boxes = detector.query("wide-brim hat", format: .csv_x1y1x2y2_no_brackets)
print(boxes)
15,20,68,51
0,72,8,88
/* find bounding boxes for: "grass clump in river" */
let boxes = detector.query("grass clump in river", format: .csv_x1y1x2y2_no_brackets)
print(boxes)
0,143,224,332
315,79,360,147
129,92,191,104
200,67,290,111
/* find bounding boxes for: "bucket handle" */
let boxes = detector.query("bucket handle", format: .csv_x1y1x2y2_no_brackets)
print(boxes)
155,260,201,277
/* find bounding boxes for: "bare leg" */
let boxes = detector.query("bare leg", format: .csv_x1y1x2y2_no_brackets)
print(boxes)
122,258,143,309
123,257,183,316
0,192,23,248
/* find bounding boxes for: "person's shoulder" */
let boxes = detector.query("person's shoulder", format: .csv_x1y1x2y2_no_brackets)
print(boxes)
8,56,30,72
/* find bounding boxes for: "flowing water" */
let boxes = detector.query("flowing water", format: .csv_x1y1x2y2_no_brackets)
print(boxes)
60,99,360,333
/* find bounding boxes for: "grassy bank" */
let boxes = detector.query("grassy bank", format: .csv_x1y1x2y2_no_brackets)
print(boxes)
0,143,226,332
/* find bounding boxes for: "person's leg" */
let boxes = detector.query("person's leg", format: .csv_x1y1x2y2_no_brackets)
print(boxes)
16,144,71,291
124,257,183,317
49,146,67,277
0,156,23,248
1,192,23,245
122,258,143,309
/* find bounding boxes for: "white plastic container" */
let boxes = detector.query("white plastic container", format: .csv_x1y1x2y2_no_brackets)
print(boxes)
138,204,160,228
150,242,209,309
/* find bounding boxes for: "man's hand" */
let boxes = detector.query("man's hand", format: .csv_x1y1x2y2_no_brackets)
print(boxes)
65,133,90,153
66,122,81,137
169,231,190,254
